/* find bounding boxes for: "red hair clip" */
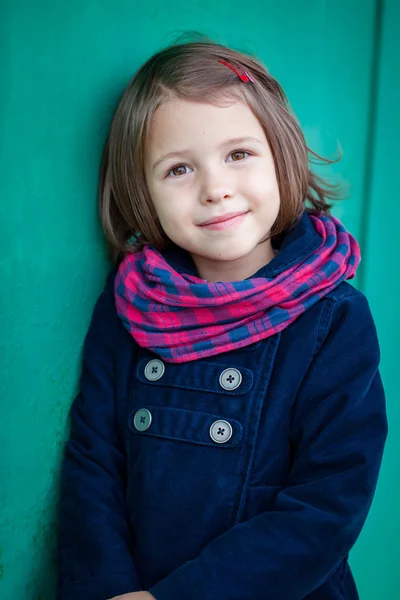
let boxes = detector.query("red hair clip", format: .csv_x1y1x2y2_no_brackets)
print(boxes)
219,59,255,83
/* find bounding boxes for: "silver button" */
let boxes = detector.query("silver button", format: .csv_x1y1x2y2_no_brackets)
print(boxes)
209,420,233,444
219,368,242,391
133,408,152,432
144,359,165,381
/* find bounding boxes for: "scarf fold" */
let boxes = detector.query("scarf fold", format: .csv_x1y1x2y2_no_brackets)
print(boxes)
115,214,360,363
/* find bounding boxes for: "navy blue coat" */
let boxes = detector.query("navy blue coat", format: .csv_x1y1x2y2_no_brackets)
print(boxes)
57,212,388,600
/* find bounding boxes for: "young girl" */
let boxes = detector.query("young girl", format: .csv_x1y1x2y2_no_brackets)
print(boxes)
57,40,388,600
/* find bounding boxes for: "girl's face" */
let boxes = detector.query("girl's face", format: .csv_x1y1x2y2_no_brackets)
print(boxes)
144,97,280,282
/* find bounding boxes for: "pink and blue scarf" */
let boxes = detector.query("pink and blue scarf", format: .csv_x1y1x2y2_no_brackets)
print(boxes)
115,213,360,363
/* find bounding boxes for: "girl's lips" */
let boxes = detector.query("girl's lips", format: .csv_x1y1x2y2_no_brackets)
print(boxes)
199,211,249,231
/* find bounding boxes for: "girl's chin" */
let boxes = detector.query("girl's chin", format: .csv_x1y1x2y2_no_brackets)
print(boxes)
191,246,256,263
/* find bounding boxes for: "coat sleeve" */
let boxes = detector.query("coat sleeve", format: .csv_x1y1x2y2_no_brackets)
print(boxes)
149,290,388,600
57,272,142,600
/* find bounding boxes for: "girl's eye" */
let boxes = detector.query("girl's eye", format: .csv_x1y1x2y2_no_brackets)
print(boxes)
166,150,251,178
166,164,192,178
228,150,250,162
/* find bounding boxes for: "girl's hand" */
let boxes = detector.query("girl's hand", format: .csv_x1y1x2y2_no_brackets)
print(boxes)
108,593,156,600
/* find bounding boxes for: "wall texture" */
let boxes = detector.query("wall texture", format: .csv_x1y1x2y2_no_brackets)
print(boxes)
354,0,400,596
0,0,397,598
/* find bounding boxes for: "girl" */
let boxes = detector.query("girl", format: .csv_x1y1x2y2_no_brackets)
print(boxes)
57,40,388,600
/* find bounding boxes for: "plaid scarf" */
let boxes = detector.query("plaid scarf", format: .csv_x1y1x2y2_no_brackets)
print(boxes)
115,213,360,363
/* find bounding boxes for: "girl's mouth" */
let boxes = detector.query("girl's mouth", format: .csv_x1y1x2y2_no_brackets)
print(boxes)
198,211,249,231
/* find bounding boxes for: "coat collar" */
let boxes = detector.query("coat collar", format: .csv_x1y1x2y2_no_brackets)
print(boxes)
161,210,322,280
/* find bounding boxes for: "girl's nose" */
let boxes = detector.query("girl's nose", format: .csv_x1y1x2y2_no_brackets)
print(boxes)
200,168,235,205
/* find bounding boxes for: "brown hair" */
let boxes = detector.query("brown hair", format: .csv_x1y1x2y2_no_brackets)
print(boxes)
99,38,344,263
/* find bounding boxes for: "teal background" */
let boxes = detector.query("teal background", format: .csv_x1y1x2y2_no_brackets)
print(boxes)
0,0,398,598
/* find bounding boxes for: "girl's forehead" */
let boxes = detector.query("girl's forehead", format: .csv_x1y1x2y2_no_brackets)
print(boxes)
147,98,265,149
153,96,250,121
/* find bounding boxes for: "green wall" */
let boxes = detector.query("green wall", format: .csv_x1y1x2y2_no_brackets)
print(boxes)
0,1,398,598
354,0,400,595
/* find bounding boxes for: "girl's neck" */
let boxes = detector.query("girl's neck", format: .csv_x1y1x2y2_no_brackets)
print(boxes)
191,238,277,283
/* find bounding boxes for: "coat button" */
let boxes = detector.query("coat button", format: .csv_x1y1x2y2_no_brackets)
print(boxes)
219,368,242,391
209,420,233,444
133,408,152,432
144,359,165,381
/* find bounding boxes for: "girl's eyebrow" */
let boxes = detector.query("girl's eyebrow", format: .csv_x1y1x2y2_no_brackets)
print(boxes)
152,136,264,172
